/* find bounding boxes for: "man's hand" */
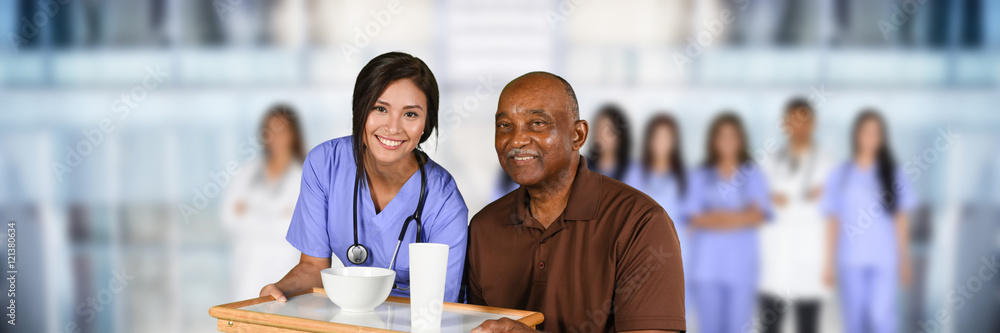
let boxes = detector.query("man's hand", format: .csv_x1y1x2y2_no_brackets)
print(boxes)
472,318,537,333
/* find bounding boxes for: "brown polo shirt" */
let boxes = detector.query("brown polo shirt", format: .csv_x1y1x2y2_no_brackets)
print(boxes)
467,156,686,333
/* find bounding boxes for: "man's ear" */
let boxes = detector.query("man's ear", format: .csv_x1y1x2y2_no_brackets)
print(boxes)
571,119,588,151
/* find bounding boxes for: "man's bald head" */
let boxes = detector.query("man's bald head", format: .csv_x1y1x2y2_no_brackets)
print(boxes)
494,71,588,188
501,72,580,120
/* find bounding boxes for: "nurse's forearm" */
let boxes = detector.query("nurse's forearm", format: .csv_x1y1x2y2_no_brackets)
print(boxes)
690,212,734,229
895,213,910,256
689,213,724,229
690,208,763,230
735,207,765,227
824,217,838,286
895,213,912,286
274,254,329,295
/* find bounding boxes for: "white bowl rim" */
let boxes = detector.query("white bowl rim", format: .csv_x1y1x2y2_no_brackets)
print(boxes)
321,267,396,278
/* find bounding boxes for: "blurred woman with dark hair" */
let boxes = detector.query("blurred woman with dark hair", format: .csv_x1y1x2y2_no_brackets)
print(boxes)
260,52,469,303
586,103,632,181
822,110,916,333
223,104,307,299
623,112,695,325
687,112,773,333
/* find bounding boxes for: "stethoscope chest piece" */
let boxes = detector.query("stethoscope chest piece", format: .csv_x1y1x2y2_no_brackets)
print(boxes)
347,243,370,265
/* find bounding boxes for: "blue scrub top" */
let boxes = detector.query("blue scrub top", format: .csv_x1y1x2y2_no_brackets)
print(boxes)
687,162,773,286
821,162,916,268
285,136,469,301
622,164,692,264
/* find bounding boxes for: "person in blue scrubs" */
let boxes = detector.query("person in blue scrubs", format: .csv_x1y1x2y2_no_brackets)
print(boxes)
822,110,916,333
687,113,772,333
259,52,469,303
623,112,695,327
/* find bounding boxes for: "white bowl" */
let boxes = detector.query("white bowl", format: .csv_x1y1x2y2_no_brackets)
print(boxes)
321,267,396,312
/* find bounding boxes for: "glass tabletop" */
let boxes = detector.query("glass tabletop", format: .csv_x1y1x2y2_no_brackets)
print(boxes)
239,293,511,332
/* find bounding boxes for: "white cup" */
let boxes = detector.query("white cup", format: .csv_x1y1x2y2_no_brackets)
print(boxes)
408,243,449,333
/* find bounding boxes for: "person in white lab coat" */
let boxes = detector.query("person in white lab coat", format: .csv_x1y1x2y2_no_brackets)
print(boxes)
223,104,306,299
758,98,833,333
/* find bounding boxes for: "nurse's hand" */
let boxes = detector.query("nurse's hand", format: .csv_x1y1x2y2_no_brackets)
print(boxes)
772,193,788,207
823,264,835,288
260,283,287,303
900,261,913,288
473,318,537,333
234,201,246,217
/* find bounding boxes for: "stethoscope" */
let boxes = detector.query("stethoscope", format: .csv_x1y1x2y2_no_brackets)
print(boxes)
346,150,428,279
777,146,817,199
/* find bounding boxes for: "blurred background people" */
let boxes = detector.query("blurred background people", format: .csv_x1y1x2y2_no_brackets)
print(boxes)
758,99,834,333
222,104,306,299
586,103,632,181
822,110,917,333
688,113,773,333
622,112,695,330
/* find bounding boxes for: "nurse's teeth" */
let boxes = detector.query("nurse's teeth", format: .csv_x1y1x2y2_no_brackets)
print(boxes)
378,136,402,147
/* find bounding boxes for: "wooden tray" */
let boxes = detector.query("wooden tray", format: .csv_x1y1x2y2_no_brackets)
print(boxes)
209,287,543,332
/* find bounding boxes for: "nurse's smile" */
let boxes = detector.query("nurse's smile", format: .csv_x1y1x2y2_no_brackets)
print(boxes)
375,135,405,150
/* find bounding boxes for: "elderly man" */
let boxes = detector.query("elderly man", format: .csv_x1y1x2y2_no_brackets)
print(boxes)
467,72,686,333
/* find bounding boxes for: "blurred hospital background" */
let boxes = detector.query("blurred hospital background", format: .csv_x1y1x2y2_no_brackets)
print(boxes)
1,0,999,332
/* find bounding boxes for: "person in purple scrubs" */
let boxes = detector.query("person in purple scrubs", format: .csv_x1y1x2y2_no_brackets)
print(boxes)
822,110,916,333
259,52,469,303
687,112,772,333
623,112,694,326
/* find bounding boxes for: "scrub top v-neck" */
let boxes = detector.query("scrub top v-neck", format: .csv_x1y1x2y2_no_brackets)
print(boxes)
285,136,469,301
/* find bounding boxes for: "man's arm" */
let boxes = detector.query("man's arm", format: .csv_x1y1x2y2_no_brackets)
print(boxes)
611,206,686,332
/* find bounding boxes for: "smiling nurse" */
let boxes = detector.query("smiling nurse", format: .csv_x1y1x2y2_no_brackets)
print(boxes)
259,52,469,303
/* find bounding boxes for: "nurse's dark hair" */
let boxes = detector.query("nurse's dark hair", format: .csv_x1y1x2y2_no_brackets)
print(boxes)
850,109,898,211
585,103,632,181
640,112,687,196
260,103,306,163
351,52,439,182
703,112,752,167
783,97,814,116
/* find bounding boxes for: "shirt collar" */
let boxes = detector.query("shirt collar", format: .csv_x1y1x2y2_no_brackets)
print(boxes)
510,155,601,224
